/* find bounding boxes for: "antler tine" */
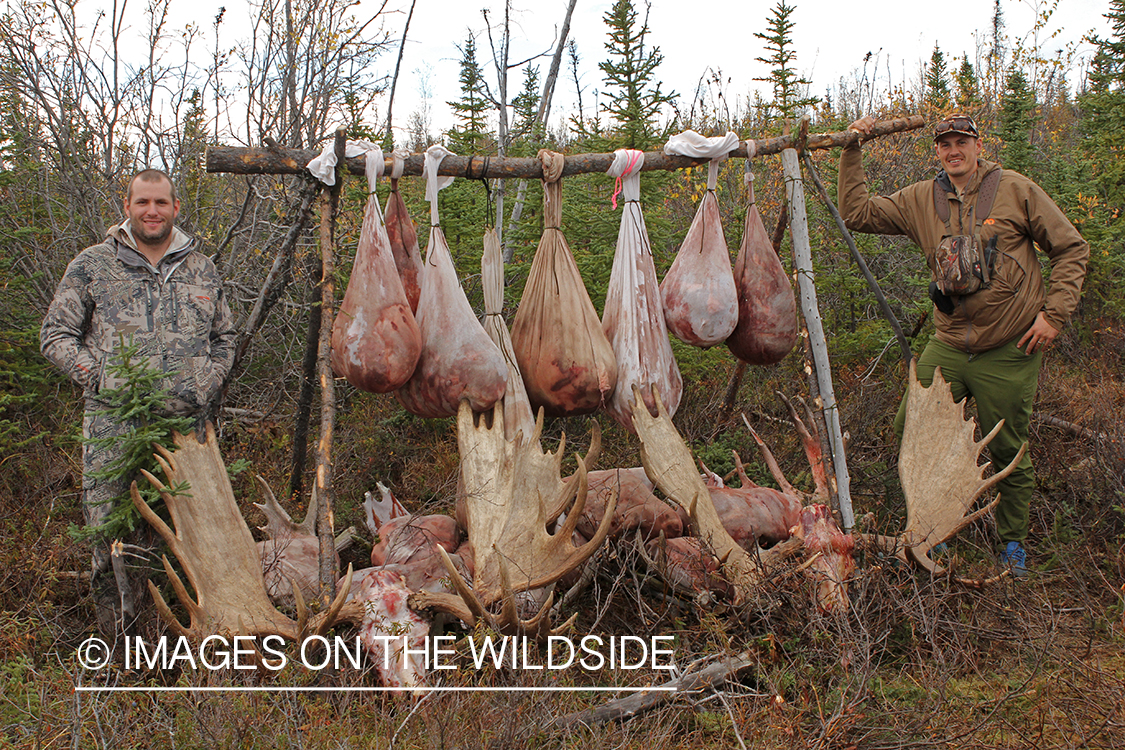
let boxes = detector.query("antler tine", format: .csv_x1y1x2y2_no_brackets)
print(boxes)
778,393,829,501
494,553,558,638
519,589,557,639
570,469,617,561
301,484,319,537
146,579,192,639
130,478,178,550
549,612,578,637
740,413,797,497
583,420,601,470
530,402,545,445
634,527,661,569
634,529,687,598
731,451,756,488
554,456,590,543
152,442,177,473
253,474,291,535
544,447,581,529
308,564,359,635
434,544,487,622
254,474,276,504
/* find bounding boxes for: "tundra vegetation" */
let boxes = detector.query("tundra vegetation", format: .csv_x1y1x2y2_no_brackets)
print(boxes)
0,0,1122,747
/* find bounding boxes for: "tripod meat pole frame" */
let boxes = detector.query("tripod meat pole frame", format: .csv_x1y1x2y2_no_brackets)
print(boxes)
205,116,925,178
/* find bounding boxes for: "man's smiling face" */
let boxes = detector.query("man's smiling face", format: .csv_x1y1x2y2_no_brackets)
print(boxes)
124,176,179,249
935,133,982,187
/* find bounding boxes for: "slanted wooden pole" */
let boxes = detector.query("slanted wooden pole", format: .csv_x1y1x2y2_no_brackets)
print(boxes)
782,120,854,531
315,127,345,603
205,116,925,178
801,152,913,366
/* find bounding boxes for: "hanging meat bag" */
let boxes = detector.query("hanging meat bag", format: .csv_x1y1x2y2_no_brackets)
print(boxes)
394,145,508,418
330,148,422,393
726,149,797,365
482,226,536,440
660,131,740,348
602,149,683,433
384,151,424,313
511,150,617,417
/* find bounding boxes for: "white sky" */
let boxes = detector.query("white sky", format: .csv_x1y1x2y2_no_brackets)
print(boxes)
132,0,1116,141
386,0,1111,131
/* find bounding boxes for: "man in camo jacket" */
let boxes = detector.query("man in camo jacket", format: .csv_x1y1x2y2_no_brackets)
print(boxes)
40,169,236,635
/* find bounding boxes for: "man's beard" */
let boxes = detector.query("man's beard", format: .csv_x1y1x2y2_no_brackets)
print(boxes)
132,217,172,246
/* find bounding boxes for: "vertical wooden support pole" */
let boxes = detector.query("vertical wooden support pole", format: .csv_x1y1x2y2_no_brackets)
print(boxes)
781,139,854,531
315,127,345,602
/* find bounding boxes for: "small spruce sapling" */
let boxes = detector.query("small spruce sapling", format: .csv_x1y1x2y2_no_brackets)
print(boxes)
71,336,248,541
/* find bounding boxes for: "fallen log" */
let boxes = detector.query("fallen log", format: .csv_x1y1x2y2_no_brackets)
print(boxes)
553,651,755,728
205,116,925,178
1033,411,1110,442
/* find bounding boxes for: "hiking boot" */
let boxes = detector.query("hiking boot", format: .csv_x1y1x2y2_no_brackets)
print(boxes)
998,541,1028,578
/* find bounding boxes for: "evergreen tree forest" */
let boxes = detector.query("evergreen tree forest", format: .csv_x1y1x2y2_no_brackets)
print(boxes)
0,0,1122,745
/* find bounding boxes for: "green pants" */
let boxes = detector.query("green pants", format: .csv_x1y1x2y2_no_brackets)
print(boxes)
894,337,1042,544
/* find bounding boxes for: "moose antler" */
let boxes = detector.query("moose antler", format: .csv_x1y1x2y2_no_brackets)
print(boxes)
413,400,615,636
254,475,317,539
629,385,801,604
866,361,1026,574
130,423,362,640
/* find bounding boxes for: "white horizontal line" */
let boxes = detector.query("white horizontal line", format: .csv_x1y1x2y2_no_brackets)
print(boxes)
76,685,677,693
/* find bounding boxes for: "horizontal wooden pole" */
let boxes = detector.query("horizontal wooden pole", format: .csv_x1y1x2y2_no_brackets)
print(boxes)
205,115,925,180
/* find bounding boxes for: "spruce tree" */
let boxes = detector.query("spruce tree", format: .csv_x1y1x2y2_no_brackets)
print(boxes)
954,57,981,108
74,339,195,541
1082,0,1125,208
753,0,818,123
510,64,543,151
598,0,674,150
446,35,491,155
925,44,952,110
998,67,1036,177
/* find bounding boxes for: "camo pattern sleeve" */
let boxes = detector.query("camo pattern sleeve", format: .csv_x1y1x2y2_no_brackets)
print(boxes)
40,243,108,394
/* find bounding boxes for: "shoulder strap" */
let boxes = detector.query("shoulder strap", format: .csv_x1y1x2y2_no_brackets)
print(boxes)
933,179,950,224
975,168,1002,223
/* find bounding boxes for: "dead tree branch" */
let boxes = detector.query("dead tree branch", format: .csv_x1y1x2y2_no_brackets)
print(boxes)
554,652,756,728
206,116,926,177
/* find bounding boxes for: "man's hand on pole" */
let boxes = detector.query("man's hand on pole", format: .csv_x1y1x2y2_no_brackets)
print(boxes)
848,116,877,136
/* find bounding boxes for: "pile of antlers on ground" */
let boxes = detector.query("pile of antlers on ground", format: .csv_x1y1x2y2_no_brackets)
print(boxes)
131,362,1022,687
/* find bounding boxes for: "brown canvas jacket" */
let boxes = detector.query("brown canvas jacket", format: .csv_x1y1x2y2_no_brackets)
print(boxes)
838,143,1088,353
40,222,237,415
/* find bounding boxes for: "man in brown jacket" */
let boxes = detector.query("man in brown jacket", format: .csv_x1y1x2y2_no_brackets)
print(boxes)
839,113,1088,575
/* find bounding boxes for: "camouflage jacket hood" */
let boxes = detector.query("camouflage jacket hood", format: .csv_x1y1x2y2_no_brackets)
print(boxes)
40,224,237,416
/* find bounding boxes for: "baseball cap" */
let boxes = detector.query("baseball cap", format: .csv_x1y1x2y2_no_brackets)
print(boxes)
933,114,980,141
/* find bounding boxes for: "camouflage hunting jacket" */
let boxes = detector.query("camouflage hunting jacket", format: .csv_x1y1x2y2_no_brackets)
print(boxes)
838,145,1089,353
40,222,237,416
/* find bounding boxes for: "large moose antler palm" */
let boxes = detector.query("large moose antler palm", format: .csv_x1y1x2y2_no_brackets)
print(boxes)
868,361,1026,573
412,400,616,636
130,423,360,640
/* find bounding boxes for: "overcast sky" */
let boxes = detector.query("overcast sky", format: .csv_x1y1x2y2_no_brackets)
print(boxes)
384,0,1112,134
163,0,1114,141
